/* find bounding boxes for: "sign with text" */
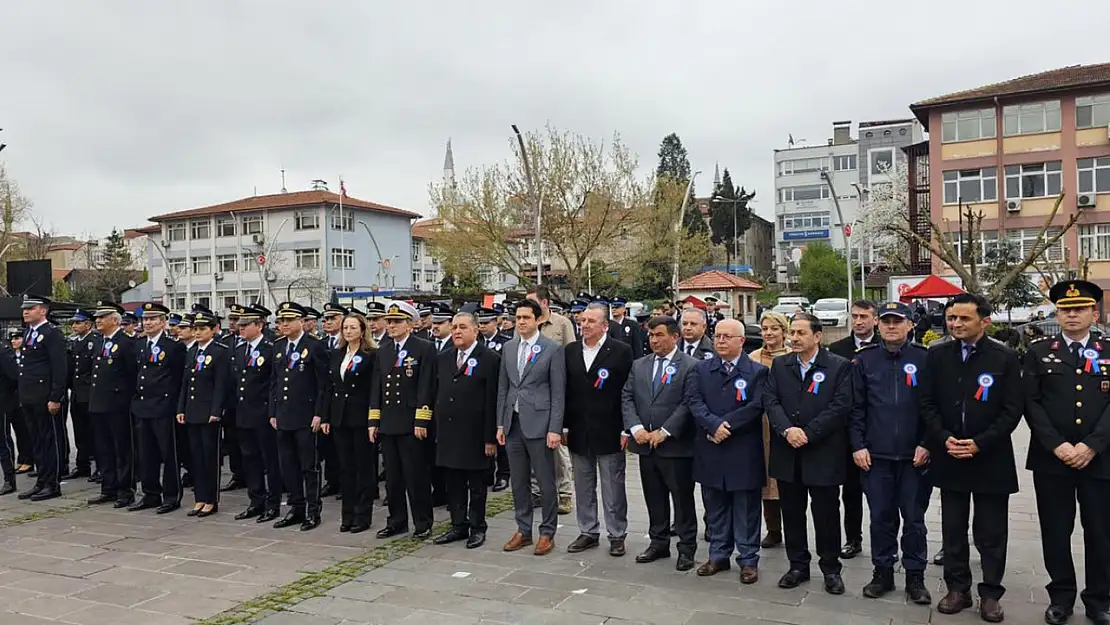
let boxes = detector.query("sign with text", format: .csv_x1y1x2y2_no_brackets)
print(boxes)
782,229,830,241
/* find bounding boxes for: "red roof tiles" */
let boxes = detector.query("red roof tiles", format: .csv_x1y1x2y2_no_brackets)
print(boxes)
148,190,421,223
911,62,1110,112
678,270,762,291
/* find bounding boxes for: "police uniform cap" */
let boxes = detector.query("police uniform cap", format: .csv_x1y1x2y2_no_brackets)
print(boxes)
121,311,139,325
364,301,386,318
475,306,499,323
417,305,433,319
20,294,51,309
226,303,247,319
177,313,195,328
877,301,912,319
430,302,455,323
569,299,588,313
576,291,594,301
322,303,348,318
8,328,22,339
93,301,125,317
1050,279,1101,309
275,301,307,320
703,296,718,305
141,302,170,318
348,305,365,317
610,296,628,307
191,303,214,317
70,309,93,323
383,300,418,321
302,306,321,321
192,311,219,328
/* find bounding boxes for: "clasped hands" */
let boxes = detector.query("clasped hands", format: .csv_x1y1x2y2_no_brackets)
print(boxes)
1054,441,1096,470
945,436,980,459
632,428,668,448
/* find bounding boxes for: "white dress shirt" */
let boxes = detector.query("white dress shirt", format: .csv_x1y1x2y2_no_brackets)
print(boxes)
582,334,606,370
340,348,358,379
630,346,680,437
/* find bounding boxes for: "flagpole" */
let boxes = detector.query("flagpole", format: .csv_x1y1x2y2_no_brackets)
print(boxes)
339,176,346,293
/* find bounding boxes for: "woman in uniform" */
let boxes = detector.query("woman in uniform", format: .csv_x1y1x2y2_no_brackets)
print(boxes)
176,311,230,517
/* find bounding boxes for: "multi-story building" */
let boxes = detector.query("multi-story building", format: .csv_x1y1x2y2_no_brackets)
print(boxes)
910,62,1110,294
743,214,775,277
144,189,419,313
410,217,528,294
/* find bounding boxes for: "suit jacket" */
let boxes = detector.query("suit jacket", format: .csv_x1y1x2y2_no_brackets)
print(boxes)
496,334,566,439
920,337,1022,494
67,332,97,404
323,346,376,428
431,336,454,355
828,331,877,361
132,334,186,420
481,332,507,355
564,337,634,456
369,334,437,435
178,341,230,424
88,330,138,414
685,352,769,491
233,337,275,428
269,334,330,430
678,337,714,361
622,350,695,458
434,343,500,470
0,345,19,413
764,348,853,487
607,317,644,357
17,321,68,405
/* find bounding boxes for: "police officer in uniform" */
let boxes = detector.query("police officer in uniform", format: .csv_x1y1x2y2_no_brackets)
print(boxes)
367,302,388,345
15,295,68,502
175,313,196,486
213,307,246,493
121,311,140,340
413,305,433,341
302,307,322,337
166,313,182,340
86,301,139,507
370,301,437,539
232,304,280,522
477,307,507,354
1025,280,1110,625
178,309,230,517
607,296,644,356
270,302,330,531
65,309,97,480
429,303,454,354
0,332,20,495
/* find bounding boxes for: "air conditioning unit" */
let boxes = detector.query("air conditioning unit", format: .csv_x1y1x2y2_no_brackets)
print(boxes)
251,234,264,245
1078,194,1097,208
163,278,173,286
1005,199,1022,212
213,272,224,282
160,239,171,248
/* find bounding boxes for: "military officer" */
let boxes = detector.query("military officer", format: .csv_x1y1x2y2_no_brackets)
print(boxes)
318,302,348,498
232,304,280,522
270,302,330,531
302,306,321,337
177,309,230,517
1025,280,1110,625
65,308,96,480
86,301,138,508
367,302,388,344
321,303,346,350
607,296,644,357
370,300,437,539
131,302,186,514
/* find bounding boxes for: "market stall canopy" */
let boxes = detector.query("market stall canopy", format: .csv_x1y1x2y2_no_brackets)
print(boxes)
899,275,965,302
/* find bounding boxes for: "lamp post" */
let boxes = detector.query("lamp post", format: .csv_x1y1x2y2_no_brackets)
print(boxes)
819,170,853,304
851,183,870,292
511,124,542,286
671,171,702,297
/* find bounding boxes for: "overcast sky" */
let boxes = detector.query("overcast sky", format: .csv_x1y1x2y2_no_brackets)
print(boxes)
2,1,1108,237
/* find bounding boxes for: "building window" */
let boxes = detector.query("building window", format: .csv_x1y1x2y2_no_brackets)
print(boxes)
412,242,421,262
217,254,238,273
190,220,211,240
1003,101,1061,136
778,185,830,202
216,217,236,237
220,292,238,310
167,223,186,242
833,155,857,171
1005,162,1062,199
330,210,354,231
778,157,828,176
241,253,258,270
241,289,260,305
952,231,999,265
1080,224,1110,260
781,212,831,230
869,148,895,175
1007,227,1064,262
295,210,319,231
167,258,187,277
424,269,437,282
1077,94,1110,129
242,215,263,235
412,270,421,286
941,109,996,143
1078,157,1110,194
196,296,211,309
331,248,355,269
943,168,998,204
170,295,186,311
191,255,211,275
294,249,320,270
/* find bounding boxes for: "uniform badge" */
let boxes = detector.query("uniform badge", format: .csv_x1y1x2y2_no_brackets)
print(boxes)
256,356,265,366
405,366,414,378
735,378,748,401
301,348,308,359
703,352,713,360
111,343,118,353
624,325,631,334
975,373,994,401
87,341,93,350
158,351,165,361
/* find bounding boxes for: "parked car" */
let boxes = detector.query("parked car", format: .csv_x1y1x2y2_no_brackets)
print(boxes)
813,298,849,328
776,296,811,312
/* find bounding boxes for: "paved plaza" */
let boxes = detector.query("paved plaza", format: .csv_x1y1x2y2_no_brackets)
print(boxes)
0,424,1079,624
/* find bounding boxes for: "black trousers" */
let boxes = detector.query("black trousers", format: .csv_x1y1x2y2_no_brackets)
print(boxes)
70,401,94,471
277,428,321,516
779,480,842,575
428,438,446,504
1034,472,1110,613
940,489,1009,600
135,417,181,505
222,409,242,481
842,456,863,544
24,403,63,491
495,445,511,482
238,425,281,512
445,467,488,532
319,430,340,486
9,405,32,467
640,454,697,557
380,433,433,532
333,425,377,526
187,422,221,505
0,405,14,478
176,420,192,476
92,410,133,500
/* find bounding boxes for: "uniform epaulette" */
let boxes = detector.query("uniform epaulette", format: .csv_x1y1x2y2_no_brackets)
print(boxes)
855,342,880,352
1030,336,1051,345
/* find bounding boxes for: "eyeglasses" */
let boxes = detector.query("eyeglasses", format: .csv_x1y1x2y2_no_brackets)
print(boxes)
714,334,740,341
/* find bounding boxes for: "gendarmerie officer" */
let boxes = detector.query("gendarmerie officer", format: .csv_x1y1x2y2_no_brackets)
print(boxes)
370,301,437,539
66,308,97,480
270,302,330,531
1025,280,1110,625
231,304,280,522
15,294,68,501
177,309,229,518
86,301,138,508
131,302,186,514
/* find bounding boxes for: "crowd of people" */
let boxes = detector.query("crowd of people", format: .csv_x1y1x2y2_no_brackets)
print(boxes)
0,279,1105,625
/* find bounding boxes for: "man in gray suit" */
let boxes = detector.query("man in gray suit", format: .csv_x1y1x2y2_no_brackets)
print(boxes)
496,299,566,556
623,315,698,571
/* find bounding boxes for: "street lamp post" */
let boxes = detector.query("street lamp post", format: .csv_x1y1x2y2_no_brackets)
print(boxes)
819,170,853,304
851,183,870,291
511,124,542,286
671,171,702,296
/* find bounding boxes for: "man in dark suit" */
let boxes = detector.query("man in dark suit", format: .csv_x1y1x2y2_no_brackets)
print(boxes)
564,303,634,557
606,296,644,357
827,299,878,561
370,301,438,539
1025,280,1110,625
232,304,279,522
316,302,347,499
432,311,500,549
920,293,1021,622
269,302,330,531
15,294,68,501
0,339,19,494
86,301,139,507
678,309,714,361
130,302,187,514
65,309,96,480
765,313,853,595
623,315,697,570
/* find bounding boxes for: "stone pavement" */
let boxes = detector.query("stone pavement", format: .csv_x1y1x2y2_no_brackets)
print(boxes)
0,424,1081,624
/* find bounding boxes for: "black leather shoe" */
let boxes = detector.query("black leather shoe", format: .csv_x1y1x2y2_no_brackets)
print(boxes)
1044,605,1072,625
339,523,351,533
300,515,321,531
823,573,845,595
1086,609,1110,625
676,554,695,572
635,546,672,563
609,538,626,557
156,503,180,515
0,480,16,496
412,527,432,540
88,493,114,505
17,485,42,500
932,548,945,566
220,478,247,492
235,506,263,521
376,525,407,539
128,499,161,512
839,540,862,559
30,488,60,502
257,508,280,523
350,523,371,534
434,528,469,545
62,468,90,481
778,569,811,589
466,532,486,549
696,560,730,577
113,498,134,509
566,534,600,553
273,512,306,529
319,482,339,498
89,470,102,483
196,505,218,518
492,479,509,492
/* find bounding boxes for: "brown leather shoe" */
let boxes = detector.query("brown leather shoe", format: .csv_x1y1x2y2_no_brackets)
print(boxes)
696,560,731,577
979,597,1004,623
534,535,554,556
740,565,759,584
936,590,973,615
503,532,533,552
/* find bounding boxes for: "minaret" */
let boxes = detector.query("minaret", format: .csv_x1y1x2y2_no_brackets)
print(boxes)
713,162,721,188
443,139,456,192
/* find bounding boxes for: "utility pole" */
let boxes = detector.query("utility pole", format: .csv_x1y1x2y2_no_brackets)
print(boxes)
671,172,702,296
819,170,853,304
512,125,542,286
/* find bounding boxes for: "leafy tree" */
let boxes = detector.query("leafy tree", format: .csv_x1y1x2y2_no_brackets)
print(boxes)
627,177,711,300
797,243,848,301
708,168,755,270
440,265,484,297
981,239,1045,322
654,133,706,237
73,229,139,302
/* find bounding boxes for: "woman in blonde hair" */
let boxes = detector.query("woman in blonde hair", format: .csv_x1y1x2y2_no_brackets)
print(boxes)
749,311,790,547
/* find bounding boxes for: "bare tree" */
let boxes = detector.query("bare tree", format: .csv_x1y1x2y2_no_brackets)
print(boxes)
22,215,56,261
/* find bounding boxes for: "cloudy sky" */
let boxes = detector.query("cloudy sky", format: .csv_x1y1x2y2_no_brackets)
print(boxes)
2,1,1108,237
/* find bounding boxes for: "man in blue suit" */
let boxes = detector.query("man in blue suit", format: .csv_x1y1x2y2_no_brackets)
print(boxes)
684,319,768,584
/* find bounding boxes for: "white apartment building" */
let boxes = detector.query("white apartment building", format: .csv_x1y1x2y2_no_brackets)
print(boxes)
410,217,523,294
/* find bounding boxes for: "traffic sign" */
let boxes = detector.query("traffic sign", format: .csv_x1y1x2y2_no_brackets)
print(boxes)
257,254,266,265
844,224,852,237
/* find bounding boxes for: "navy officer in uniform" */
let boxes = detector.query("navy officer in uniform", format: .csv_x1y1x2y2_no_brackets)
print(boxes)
86,301,138,507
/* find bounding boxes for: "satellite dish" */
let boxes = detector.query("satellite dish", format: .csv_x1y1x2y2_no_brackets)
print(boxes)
128,280,137,288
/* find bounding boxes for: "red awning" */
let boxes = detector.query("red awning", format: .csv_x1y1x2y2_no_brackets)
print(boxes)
899,275,965,302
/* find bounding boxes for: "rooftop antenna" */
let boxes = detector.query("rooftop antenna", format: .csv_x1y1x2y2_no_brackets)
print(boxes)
280,168,287,193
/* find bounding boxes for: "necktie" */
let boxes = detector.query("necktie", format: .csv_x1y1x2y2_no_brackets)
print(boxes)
457,350,466,370
518,340,529,375
1071,342,1082,361
653,357,667,392
686,344,695,356
962,343,974,362
287,341,294,357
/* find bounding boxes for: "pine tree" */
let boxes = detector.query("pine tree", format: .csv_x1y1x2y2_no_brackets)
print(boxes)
654,133,706,237
708,168,755,270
